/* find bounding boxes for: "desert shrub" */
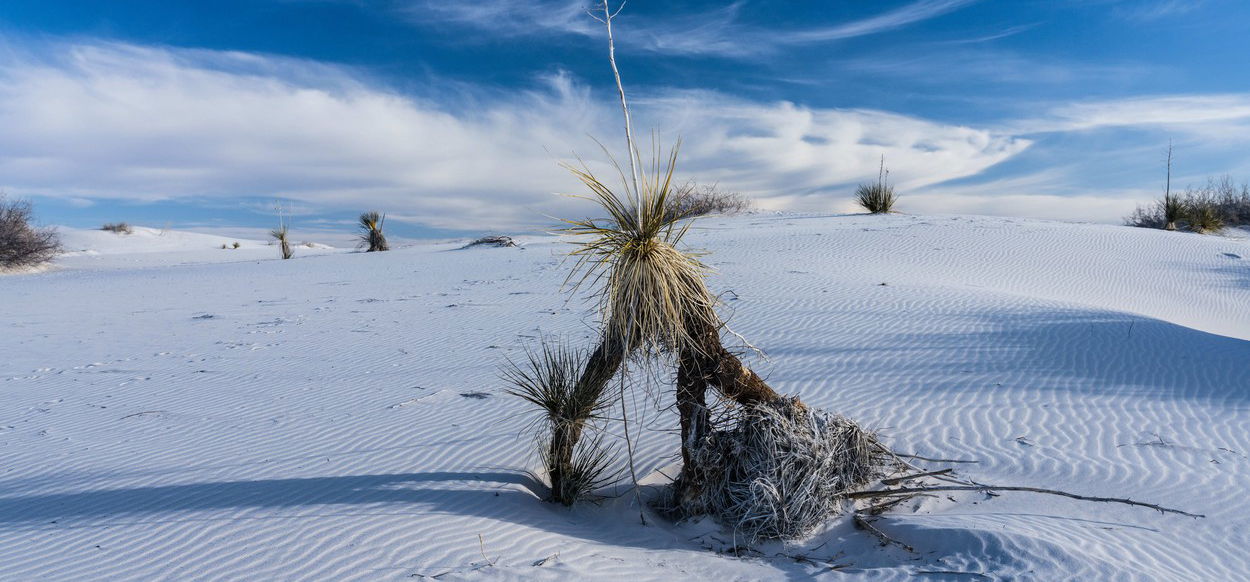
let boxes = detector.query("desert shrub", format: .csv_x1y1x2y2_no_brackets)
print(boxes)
271,224,293,259
232,241,241,249
504,339,616,505
358,211,389,252
101,222,133,234
1212,175,1250,227
667,183,751,219
855,159,897,214
0,195,61,269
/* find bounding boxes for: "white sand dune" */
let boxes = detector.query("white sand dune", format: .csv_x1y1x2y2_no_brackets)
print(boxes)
54,226,345,270
1,214,1247,580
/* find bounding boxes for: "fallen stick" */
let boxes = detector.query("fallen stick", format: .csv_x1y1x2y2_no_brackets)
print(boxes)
896,453,978,464
882,468,952,485
853,514,914,553
846,485,1203,518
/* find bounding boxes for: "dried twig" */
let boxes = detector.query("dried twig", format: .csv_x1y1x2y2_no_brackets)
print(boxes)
882,468,952,486
847,485,1203,518
853,514,914,553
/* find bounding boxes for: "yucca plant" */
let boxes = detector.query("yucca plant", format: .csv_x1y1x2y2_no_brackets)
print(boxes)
563,143,718,356
559,2,786,503
855,157,897,214
562,142,786,500
1162,192,1184,231
271,224,293,259
358,211,389,252
1187,200,1224,234
504,339,615,505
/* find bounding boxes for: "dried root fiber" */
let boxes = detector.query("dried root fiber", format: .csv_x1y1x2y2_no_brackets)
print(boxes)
678,398,887,541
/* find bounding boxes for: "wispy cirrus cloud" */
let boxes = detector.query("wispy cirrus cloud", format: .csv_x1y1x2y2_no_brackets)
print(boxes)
400,0,978,58
1110,0,1204,22
1012,94,1250,137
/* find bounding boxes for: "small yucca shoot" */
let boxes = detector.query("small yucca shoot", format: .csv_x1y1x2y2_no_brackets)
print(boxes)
504,339,614,505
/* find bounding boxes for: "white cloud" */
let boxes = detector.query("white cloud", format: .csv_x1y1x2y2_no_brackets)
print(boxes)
1017,94,1250,136
0,41,1029,230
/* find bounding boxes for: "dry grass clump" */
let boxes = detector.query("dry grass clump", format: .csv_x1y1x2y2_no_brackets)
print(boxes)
668,183,751,219
675,398,885,541
101,222,133,234
358,211,389,252
855,159,897,214
1,195,61,269
504,339,616,505
271,224,293,259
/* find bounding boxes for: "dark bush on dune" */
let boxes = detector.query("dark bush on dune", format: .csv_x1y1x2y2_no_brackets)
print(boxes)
101,222,133,234
462,235,517,248
666,183,751,219
0,195,60,269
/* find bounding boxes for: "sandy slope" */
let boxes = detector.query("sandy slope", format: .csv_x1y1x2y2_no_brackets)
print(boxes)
1,214,1247,581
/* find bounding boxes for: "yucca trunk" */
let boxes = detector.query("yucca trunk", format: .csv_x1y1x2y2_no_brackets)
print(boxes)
675,318,786,499
547,420,586,505
280,238,293,259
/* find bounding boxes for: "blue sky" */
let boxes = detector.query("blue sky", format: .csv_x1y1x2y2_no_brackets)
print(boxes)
1,0,1248,240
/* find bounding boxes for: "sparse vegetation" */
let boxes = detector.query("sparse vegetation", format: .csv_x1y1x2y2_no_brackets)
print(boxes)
357,211,389,252
855,157,897,214
667,183,751,219
101,222,133,235
1127,175,1250,234
0,195,61,270
233,241,241,249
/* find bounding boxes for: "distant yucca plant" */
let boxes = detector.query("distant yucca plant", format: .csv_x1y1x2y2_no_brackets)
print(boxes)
1162,192,1184,231
855,157,897,214
358,211,389,252
504,339,615,505
271,224,293,259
